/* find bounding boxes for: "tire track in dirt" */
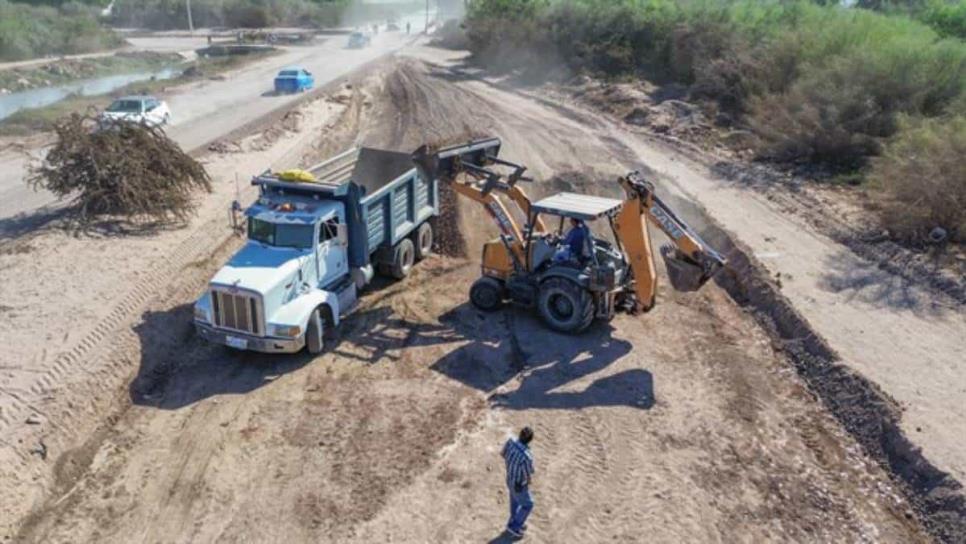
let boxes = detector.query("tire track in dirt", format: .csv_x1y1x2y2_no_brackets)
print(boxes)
0,217,234,440
563,410,618,541
15,240,262,543
139,393,253,543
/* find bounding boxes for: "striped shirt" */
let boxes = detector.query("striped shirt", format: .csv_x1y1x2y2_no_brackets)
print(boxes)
502,438,534,490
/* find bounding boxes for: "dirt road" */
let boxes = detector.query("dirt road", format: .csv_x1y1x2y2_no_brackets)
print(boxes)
0,19,427,222
4,53,932,542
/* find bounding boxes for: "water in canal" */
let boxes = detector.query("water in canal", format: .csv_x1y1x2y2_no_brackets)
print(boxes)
0,66,178,121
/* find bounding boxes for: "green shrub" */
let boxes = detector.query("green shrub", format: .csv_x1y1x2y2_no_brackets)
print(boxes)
913,0,966,39
464,0,966,245
109,0,420,30
226,3,272,28
752,28,966,170
870,116,966,243
465,0,966,172
0,0,121,61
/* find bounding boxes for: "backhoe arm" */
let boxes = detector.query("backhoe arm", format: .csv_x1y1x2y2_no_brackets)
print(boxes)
615,171,726,310
412,138,546,266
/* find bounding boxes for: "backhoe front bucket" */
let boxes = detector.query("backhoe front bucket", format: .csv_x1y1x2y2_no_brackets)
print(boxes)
660,245,710,292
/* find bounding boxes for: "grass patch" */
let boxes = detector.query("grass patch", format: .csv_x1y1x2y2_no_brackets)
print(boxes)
0,0,121,61
916,0,966,39
111,0,424,29
870,115,966,243
0,52,181,93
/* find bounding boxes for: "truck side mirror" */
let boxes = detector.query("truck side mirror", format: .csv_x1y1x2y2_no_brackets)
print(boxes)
337,224,348,246
229,200,243,233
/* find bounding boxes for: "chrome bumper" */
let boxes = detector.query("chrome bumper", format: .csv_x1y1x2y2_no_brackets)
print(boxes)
194,321,304,354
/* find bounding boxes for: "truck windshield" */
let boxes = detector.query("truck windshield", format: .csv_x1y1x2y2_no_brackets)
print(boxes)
106,100,142,112
248,218,313,248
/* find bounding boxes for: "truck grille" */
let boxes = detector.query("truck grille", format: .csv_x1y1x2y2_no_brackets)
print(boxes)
211,289,262,336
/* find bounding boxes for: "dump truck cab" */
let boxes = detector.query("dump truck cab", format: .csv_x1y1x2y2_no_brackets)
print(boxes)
194,190,351,354
244,195,349,289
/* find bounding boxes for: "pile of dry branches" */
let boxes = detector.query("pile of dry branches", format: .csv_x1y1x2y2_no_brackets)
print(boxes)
29,113,211,226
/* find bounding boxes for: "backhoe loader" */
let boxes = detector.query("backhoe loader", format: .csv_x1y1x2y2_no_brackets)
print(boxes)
412,137,726,333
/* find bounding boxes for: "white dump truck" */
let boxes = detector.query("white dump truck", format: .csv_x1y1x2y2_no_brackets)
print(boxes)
193,140,501,354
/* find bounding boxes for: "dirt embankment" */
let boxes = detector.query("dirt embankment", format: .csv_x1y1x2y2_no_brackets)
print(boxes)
548,65,966,542
569,78,966,306
6,55,935,543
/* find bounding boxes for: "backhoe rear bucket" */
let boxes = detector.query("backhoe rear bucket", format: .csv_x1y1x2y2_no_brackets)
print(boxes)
660,245,709,292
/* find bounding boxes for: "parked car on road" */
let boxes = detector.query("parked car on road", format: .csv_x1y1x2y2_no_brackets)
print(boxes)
347,31,371,49
99,96,171,126
273,67,314,94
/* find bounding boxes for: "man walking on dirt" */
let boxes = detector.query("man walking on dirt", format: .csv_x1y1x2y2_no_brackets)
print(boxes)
502,427,535,538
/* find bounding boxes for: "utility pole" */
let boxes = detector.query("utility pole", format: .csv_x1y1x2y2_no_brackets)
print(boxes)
425,0,429,34
186,0,194,34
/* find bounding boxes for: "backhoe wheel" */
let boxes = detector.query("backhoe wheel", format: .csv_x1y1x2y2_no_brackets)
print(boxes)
537,277,594,334
469,277,505,311
414,222,433,260
390,238,415,279
306,308,324,355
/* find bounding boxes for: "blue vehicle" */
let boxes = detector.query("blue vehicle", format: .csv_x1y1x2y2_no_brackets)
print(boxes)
347,31,371,49
273,67,314,94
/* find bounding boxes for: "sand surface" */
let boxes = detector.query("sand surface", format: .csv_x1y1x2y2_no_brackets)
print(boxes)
3,43,957,542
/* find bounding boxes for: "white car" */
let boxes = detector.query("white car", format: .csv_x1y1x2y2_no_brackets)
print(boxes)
100,95,171,126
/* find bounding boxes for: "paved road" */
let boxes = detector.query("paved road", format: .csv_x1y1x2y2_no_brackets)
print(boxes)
0,15,429,226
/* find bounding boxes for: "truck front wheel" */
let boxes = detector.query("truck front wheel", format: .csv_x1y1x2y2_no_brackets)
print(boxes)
414,222,433,260
306,308,324,354
390,238,415,279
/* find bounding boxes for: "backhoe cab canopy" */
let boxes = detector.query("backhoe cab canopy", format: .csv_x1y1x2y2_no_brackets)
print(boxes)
530,192,624,222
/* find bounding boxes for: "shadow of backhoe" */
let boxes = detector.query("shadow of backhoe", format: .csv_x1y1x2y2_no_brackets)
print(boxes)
431,304,653,411
338,297,654,411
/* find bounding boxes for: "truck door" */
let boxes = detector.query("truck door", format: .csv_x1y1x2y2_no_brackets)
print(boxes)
317,215,348,287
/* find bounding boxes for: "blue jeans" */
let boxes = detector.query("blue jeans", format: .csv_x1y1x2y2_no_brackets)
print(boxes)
507,486,533,532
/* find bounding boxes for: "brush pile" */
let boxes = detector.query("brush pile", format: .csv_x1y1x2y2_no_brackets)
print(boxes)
29,113,211,226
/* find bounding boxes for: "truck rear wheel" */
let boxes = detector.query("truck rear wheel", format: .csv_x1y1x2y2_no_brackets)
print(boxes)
390,238,415,279
537,277,594,334
469,277,504,311
414,222,433,260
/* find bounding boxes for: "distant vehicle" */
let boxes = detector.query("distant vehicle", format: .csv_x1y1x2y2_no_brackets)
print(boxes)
386,22,400,31
347,31,371,49
99,96,171,126
273,67,314,94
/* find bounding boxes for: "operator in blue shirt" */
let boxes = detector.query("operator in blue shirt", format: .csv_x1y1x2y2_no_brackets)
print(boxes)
554,218,590,263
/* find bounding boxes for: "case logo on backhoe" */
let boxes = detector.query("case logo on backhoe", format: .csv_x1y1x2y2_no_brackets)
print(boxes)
487,201,515,240
650,205,684,240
